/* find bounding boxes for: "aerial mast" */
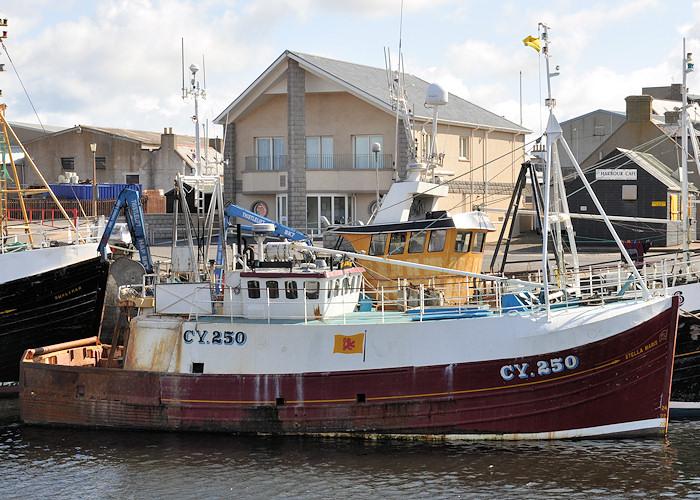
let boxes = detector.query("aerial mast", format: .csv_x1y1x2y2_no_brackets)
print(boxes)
681,39,693,273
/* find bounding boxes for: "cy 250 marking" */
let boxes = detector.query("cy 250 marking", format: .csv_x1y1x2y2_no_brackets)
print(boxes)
500,355,579,381
183,330,247,346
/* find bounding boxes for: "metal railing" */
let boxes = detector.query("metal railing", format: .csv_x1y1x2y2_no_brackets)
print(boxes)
138,269,650,326
244,153,393,172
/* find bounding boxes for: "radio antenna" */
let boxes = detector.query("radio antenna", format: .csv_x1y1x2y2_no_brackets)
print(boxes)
181,38,185,98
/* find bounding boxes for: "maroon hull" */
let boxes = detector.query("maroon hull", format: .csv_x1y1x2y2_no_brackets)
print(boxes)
20,299,678,437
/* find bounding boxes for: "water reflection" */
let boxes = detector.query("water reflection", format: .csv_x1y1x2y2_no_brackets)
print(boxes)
1,398,699,499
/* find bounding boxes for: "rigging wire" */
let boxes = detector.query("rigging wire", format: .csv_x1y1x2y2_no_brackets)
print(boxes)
0,39,89,218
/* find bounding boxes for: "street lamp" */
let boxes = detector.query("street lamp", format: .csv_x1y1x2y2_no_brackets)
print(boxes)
90,143,97,216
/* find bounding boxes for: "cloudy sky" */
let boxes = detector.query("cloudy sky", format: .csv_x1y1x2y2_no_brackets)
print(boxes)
1,0,698,141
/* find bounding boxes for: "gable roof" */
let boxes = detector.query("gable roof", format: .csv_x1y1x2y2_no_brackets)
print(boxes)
612,147,697,192
560,109,625,125
215,50,529,135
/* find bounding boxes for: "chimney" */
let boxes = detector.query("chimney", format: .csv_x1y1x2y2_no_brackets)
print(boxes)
161,126,175,151
625,95,653,123
665,109,681,124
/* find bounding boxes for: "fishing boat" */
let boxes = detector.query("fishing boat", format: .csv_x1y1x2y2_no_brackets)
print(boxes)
18,211,679,438
0,23,108,384
17,29,681,439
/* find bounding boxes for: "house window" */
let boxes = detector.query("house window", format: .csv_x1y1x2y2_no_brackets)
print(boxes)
276,195,288,225
594,125,606,136
61,157,75,170
306,137,333,169
95,157,107,170
622,185,637,201
459,137,469,160
353,135,383,169
428,230,446,252
422,132,432,158
307,195,351,230
256,137,285,170
126,174,139,185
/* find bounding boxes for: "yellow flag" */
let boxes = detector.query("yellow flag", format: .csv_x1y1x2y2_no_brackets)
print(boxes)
333,333,364,354
523,36,541,53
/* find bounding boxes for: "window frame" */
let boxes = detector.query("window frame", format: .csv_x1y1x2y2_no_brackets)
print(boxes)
266,280,280,299
455,231,473,253
459,136,470,161
368,233,387,256
61,157,75,170
247,280,261,299
427,230,446,252
387,232,407,255
473,232,486,254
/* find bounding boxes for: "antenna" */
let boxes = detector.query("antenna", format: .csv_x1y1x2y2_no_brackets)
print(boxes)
181,38,185,98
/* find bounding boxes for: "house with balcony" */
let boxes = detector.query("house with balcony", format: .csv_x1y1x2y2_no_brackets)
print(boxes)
215,51,529,236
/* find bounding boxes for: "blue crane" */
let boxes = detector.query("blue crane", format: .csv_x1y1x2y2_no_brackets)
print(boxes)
98,186,153,274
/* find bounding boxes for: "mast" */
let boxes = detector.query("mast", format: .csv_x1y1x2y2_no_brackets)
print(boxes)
681,39,693,272
536,24,650,316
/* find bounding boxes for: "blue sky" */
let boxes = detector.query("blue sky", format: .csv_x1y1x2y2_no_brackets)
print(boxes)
1,0,698,141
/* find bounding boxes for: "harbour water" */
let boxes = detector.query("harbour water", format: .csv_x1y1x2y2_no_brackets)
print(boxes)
1,399,699,499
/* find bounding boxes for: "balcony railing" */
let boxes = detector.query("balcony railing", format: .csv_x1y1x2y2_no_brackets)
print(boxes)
245,155,287,171
245,153,393,172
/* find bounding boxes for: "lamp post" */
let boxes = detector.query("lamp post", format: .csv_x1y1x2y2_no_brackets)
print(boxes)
90,143,97,216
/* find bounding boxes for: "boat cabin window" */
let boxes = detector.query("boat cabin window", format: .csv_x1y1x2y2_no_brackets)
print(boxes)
305,281,320,299
428,230,446,252
342,277,350,294
473,232,485,254
266,280,280,299
247,280,261,299
369,233,387,255
285,281,298,299
408,231,427,253
388,232,407,255
455,231,473,253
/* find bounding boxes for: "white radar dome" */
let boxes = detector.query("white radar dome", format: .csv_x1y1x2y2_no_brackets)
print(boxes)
425,83,448,106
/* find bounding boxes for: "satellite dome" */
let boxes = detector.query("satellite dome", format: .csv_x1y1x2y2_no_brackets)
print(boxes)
425,83,448,106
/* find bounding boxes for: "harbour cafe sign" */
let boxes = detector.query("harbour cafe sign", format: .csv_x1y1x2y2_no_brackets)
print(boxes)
595,168,637,181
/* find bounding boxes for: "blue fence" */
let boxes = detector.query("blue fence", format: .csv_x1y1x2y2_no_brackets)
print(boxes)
48,183,143,200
